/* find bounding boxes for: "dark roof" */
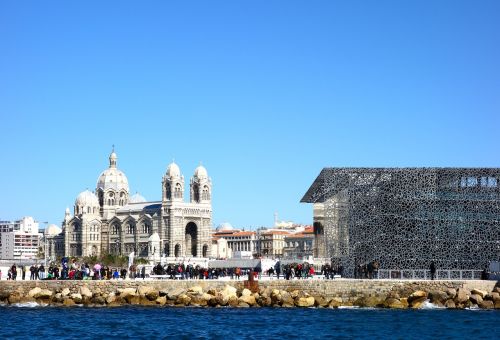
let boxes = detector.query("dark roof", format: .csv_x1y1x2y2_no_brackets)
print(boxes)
301,167,500,203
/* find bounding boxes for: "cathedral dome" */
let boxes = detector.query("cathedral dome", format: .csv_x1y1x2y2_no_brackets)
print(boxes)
194,165,208,180
216,222,233,232
166,162,181,178
129,192,146,203
97,149,129,192
75,190,99,208
45,224,62,236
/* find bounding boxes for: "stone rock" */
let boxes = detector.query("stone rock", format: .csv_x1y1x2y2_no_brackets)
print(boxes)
469,294,483,305
241,289,252,297
137,286,159,301
28,287,42,298
471,289,488,299
222,285,238,298
120,288,137,299
295,296,315,307
408,290,427,303
106,293,116,304
8,293,23,304
167,288,186,301
70,293,83,304
363,296,385,308
239,295,256,306
201,293,214,302
126,296,142,305
93,296,106,305
80,286,93,298
491,292,500,302
228,296,239,307
280,291,294,306
37,289,53,299
156,296,167,306
410,297,427,309
190,295,208,307
176,294,191,306
456,288,470,303
495,300,500,309
257,296,272,307
62,288,70,297
329,297,343,308
446,288,456,298
238,302,250,308
63,298,76,306
479,300,494,309
207,288,218,296
187,286,203,295
445,299,456,309
429,291,448,304
385,298,405,309
314,296,329,308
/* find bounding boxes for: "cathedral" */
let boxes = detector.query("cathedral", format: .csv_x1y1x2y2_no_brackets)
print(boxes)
47,149,212,260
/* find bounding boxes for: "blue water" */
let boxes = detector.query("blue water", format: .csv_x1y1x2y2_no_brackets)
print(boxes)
1,305,499,339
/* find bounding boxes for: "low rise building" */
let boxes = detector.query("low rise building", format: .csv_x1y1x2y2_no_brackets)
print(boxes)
283,226,314,260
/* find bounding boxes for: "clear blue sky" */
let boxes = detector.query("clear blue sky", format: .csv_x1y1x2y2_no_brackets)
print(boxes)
1,1,499,229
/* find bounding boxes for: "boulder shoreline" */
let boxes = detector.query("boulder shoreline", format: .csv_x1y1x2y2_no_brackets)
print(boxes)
1,279,498,309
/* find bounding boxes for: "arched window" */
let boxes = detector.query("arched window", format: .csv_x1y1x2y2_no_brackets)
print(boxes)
87,207,91,214
166,183,172,200
202,186,210,201
193,184,200,202
174,183,182,199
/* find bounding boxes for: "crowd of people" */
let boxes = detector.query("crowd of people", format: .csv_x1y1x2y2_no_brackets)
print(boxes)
354,261,380,279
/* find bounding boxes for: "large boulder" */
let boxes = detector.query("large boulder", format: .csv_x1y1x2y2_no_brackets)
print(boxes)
120,288,137,299
456,288,470,303
385,298,405,309
429,291,448,304
471,289,488,299
35,289,53,299
446,288,457,299
28,288,42,298
187,286,203,296
241,289,252,297
228,296,239,307
80,286,93,299
176,294,191,306
445,299,456,309
239,295,256,306
280,291,294,306
408,291,427,304
479,300,494,309
469,294,483,305
70,293,83,304
295,296,315,307
138,286,159,301
61,288,71,297
329,297,343,308
314,296,329,308
167,288,186,301
363,296,385,308
156,296,167,306
257,295,272,307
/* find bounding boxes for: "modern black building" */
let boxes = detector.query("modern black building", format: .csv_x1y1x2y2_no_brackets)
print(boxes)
301,168,500,278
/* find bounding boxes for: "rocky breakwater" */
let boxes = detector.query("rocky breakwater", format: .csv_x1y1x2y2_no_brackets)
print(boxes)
0,280,499,309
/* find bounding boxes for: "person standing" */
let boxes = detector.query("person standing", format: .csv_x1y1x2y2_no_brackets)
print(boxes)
430,261,436,280
22,265,26,280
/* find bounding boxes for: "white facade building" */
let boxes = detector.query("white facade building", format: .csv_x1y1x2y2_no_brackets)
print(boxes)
50,149,213,260
0,217,41,260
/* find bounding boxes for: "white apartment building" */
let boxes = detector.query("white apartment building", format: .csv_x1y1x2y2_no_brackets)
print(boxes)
0,217,41,260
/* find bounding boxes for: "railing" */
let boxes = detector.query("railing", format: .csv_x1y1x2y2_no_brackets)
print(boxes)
376,269,484,280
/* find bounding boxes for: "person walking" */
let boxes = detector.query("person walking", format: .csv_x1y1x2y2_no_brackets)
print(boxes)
430,261,436,280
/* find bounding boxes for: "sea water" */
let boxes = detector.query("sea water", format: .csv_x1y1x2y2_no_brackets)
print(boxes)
1,306,499,339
